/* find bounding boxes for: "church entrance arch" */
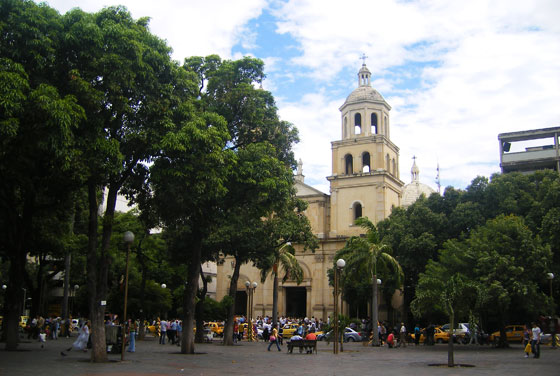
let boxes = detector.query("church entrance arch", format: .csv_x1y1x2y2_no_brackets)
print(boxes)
284,287,306,318
235,290,248,316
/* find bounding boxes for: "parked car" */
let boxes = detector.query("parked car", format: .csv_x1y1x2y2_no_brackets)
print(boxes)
410,327,450,344
19,315,29,330
317,327,362,342
343,327,362,342
281,323,301,339
540,332,560,345
489,325,524,343
440,322,469,336
205,322,224,337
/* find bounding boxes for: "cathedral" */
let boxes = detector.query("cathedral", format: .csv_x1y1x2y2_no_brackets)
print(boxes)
215,62,420,320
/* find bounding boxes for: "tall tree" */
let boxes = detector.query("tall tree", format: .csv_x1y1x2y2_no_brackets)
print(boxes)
412,270,477,367
58,6,187,361
0,0,85,350
335,217,403,346
149,99,230,354
183,55,305,346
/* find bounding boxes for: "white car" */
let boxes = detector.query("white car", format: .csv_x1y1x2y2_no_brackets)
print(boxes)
440,323,469,336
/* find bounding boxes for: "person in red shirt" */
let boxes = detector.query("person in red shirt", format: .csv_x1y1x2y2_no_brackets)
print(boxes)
304,330,317,353
387,331,395,348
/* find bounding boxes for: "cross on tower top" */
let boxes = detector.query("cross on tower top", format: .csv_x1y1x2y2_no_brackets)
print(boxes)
360,53,368,65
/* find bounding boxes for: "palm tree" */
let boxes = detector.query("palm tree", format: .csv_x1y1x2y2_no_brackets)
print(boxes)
260,242,303,328
335,217,403,346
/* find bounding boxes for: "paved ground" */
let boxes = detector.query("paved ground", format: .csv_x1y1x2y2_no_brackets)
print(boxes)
0,334,558,376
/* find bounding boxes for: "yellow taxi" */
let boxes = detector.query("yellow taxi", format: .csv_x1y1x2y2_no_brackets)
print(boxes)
205,322,224,337
489,325,524,343
410,327,450,343
19,315,29,330
281,323,301,339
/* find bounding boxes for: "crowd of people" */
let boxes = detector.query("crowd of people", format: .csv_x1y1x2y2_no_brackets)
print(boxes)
23,315,81,344
19,312,551,361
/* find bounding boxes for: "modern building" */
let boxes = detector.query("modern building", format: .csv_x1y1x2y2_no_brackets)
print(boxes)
498,127,560,174
215,62,405,320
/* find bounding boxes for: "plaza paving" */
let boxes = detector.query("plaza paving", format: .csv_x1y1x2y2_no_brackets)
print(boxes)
0,334,558,376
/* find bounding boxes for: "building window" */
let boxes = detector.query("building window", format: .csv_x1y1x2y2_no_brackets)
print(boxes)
353,202,363,221
371,113,378,134
345,154,353,174
362,152,371,172
354,113,362,135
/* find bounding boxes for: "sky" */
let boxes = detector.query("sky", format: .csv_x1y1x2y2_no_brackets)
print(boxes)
39,0,560,194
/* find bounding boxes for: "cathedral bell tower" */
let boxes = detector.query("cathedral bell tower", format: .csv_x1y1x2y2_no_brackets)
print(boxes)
327,61,403,237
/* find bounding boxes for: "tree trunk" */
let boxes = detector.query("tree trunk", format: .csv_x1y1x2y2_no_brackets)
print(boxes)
223,257,241,346
372,274,379,346
448,311,455,367
4,250,26,350
61,251,71,336
138,250,147,341
497,313,508,348
195,264,208,343
86,181,107,362
272,264,278,329
4,192,33,350
180,237,202,354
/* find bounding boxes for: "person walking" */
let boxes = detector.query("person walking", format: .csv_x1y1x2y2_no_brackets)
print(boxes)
233,321,239,344
60,321,89,356
523,324,531,358
531,322,541,358
127,319,137,352
169,319,177,344
399,323,407,347
39,330,47,349
160,319,167,344
414,324,421,346
267,325,281,351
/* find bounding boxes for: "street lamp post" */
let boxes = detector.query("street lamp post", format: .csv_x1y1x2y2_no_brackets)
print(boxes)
121,231,134,361
372,278,382,346
1,284,6,317
547,273,556,348
333,258,345,354
22,288,26,316
245,281,258,341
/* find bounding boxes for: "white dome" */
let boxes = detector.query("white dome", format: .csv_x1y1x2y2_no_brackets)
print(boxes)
402,158,436,207
402,181,435,207
343,86,386,106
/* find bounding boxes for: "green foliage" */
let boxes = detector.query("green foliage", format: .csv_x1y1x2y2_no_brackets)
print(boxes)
380,170,560,326
335,217,403,293
412,215,552,326
198,296,232,322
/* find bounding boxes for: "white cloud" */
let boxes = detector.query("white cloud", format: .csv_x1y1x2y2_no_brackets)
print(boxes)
38,0,560,193
41,0,268,62
278,92,343,194
273,0,560,189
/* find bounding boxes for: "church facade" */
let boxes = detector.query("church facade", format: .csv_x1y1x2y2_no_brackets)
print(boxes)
215,63,405,320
